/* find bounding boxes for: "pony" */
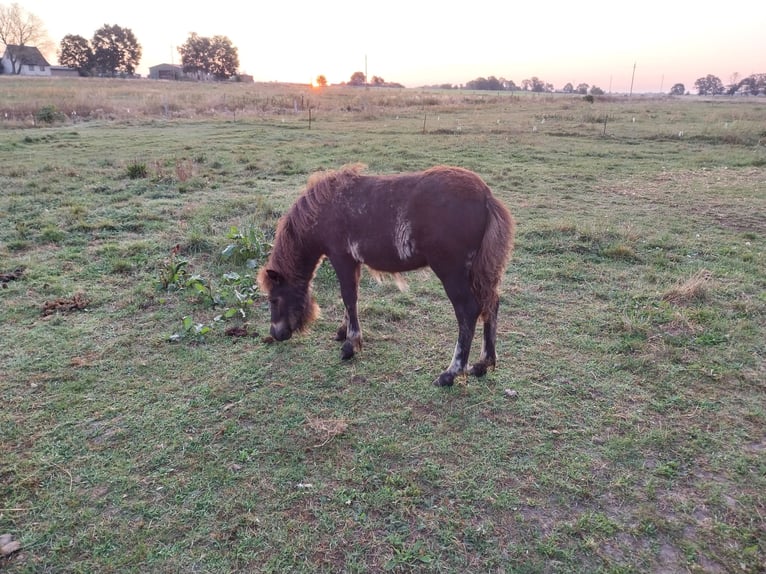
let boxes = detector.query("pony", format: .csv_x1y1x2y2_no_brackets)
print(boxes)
257,164,514,387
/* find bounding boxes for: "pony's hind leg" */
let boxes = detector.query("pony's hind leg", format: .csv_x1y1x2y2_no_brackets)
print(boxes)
433,272,481,387
469,299,499,377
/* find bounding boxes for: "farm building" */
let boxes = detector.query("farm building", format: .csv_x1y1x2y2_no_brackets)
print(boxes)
0,45,51,76
50,66,80,78
149,63,184,80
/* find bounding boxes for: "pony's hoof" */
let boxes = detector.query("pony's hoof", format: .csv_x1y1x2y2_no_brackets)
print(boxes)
469,362,488,377
340,341,356,360
433,372,455,387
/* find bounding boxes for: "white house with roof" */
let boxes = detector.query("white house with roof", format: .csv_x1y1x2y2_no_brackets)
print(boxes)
1,45,51,76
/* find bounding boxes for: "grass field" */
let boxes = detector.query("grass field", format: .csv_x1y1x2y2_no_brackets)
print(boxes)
1,78,764,573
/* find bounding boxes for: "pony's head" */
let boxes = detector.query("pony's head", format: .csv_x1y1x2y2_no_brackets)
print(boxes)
257,268,319,341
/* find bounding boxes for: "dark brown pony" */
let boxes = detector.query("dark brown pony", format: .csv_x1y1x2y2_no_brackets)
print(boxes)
257,164,514,387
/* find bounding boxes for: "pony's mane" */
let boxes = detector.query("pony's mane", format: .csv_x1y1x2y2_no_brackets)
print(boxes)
299,162,366,224
259,163,366,288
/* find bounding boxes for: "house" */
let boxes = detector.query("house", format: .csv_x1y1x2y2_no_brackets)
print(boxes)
0,45,51,76
149,63,184,80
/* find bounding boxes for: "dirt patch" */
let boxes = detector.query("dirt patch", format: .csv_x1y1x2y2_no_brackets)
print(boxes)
0,268,24,287
224,324,260,338
41,292,90,316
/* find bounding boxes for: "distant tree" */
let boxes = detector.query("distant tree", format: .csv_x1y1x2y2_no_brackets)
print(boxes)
576,83,589,95
178,33,238,80
727,72,740,94
207,35,238,80
92,24,141,77
694,74,724,95
371,75,384,86
0,2,51,74
562,82,574,93
465,76,503,91
731,77,753,95
669,83,685,95
487,76,503,90
725,73,766,96
349,71,366,85
504,79,519,91
590,85,605,95
315,74,327,87
750,73,766,95
178,33,209,78
58,34,93,76
522,77,549,92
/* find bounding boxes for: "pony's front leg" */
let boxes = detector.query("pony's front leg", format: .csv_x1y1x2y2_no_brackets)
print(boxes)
334,311,348,341
333,260,362,360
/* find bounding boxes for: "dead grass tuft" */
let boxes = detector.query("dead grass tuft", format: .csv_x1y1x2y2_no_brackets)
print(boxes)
305,414,349,448
662,269,712,305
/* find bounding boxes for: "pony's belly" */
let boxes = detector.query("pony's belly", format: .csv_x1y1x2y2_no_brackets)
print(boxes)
362,250,427,273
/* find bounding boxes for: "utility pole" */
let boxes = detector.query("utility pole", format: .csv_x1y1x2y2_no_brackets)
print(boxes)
629,62,636,97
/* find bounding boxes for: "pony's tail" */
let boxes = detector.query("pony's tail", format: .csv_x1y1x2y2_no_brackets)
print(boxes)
471,195,515,321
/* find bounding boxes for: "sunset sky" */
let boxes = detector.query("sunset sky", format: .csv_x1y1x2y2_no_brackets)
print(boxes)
20,0,765,92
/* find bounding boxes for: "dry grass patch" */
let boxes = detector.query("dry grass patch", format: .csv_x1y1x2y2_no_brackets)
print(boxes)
305,414,350,448
662,269,712,305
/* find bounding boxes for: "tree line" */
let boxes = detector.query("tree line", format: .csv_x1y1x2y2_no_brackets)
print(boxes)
59,27,240,80
445,76,607,95
0,2,240,79
456,73,766,96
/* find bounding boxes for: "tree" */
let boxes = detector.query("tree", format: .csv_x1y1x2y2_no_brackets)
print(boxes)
0,2,51,74
315,74,327,87
694,74,724,96
207,35,238,80
590,86,605,95
562,82,574,93
576,83,589,95
178,33,238,80
349,71,366,85
178,33,208,78
749,74,766,95
58,34,93,76
669,83,685,95
465,76,503,91
522,77,549,92
92,24,141,77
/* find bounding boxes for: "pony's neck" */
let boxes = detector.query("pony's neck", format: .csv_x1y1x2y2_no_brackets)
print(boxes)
273,219,323,284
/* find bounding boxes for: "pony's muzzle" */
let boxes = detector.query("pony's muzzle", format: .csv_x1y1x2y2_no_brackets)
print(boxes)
270,323,292,341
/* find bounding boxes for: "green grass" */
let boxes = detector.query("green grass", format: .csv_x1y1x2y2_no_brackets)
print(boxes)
1,79,765,573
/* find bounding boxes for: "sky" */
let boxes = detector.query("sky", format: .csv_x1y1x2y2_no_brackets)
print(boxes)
19,0,766,92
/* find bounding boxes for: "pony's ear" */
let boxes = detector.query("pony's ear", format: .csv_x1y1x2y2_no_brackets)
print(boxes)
266,269,284,286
